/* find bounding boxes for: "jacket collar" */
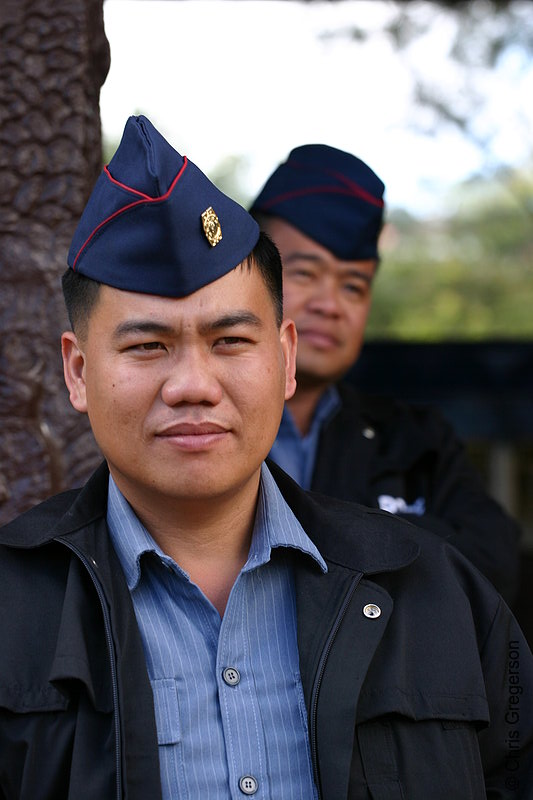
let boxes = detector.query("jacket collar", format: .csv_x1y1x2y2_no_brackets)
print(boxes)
335,381,439,472
1,459,419,576
0,461,109,548
267,459,419,575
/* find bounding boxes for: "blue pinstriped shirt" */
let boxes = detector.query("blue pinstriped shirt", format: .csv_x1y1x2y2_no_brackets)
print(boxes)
269,385,341,489
107,463,326,799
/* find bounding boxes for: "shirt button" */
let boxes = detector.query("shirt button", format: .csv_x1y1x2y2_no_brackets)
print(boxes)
363,603,381,619
362,426,375,439
239,775,258,795
222,667,241,686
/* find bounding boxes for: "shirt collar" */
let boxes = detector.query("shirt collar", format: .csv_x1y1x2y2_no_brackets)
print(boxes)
107,477,165,590
279,383,341,438
107,464,326,591
245,463,327,573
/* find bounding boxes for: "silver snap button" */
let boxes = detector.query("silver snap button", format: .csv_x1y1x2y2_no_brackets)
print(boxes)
222,667,241,686
363,603,381,619
362,426,375,439
239,775,258,795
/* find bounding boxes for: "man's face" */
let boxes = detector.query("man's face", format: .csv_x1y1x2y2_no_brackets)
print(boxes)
262,217,377,388
62,265,296,510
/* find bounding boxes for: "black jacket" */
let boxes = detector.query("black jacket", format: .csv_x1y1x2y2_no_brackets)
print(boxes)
0,461,532,799
308,383,521,603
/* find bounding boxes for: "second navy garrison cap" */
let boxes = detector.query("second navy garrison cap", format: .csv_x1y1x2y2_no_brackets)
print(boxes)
250,144,384,261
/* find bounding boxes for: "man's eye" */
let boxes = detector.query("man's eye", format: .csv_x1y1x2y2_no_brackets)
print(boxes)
217,336,246,346
344,283,365,295
290,269,313,279
137,342,165,351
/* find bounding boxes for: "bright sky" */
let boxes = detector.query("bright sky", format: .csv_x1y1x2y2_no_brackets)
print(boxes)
99,0,533,217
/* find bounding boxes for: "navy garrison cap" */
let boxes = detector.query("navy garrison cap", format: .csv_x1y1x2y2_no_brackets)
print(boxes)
68,115,259,296
250,144,385,261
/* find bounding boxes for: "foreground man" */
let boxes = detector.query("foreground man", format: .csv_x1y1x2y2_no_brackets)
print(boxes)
0,117,532,799
251,144,521,604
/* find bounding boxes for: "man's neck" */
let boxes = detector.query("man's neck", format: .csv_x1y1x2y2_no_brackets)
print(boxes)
113,470,261,616
285,381,332,436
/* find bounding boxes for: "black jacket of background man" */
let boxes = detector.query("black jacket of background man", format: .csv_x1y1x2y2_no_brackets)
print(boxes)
307,382,521,604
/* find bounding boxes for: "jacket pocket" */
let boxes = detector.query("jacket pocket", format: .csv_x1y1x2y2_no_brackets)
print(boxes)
355,715,486,800
0,683,68,713
150,678,181,745
0,684,75,800
0,685,116,800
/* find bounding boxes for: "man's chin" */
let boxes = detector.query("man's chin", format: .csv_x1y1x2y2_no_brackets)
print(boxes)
294,367,346,391
294,350,360,390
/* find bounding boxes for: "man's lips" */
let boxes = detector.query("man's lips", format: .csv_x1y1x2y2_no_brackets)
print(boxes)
297,328,341,349
155,422,230,450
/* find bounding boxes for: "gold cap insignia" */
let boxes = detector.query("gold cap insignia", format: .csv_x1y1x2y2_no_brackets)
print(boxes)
201,206,222,247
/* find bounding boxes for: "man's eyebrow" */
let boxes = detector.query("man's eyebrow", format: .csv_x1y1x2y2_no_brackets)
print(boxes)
341,269,373,284
284,251,322,264
199,311,263,334
112,312,263,340
112,320,176,340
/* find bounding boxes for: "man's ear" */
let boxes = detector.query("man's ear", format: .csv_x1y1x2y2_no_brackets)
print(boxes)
61,331,88,413
279,319,297,401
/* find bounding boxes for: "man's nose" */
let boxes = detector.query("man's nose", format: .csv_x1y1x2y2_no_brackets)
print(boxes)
307,277,342,317
160,348,223,407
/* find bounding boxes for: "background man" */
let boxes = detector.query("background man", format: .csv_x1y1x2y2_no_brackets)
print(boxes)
251,143,521,604
0,117,532,799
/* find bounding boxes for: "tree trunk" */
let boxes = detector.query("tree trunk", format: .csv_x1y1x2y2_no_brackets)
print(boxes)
0,0,110,523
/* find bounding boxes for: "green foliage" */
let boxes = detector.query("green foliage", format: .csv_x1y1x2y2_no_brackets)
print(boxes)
367,164,533,340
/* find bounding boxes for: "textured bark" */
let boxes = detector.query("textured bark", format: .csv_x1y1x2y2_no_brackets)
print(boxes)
0,0,110,523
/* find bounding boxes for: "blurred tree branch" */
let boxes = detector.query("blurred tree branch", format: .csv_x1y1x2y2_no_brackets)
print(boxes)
314,0,533,216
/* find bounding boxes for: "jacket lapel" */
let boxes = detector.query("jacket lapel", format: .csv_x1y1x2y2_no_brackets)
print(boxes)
312,388,378,504
269,460,418,799
54,520,163,800
41,468,163,800
312,384,439,506
295,560,394,799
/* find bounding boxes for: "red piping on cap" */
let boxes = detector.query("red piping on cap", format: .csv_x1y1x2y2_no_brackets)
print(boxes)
266,157,384,209
259,183,384,212
319,165,384,208
72,157,189,271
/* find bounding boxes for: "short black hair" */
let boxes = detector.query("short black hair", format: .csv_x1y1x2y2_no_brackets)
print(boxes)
245,231,283,326
61,267,101,341
61,231,284,337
